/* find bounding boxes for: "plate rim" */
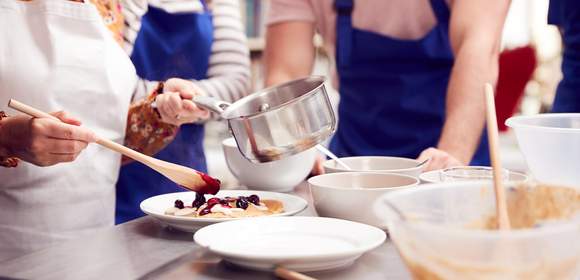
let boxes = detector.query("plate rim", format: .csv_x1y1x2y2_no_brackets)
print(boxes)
193,216,387,261
139,190,308,223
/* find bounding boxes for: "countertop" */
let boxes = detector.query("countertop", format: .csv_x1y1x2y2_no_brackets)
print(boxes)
0,183,411,280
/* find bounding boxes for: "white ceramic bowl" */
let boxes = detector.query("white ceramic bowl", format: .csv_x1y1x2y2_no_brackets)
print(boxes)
323,156,424,178
506,114,580,187
222,138,317,192
377,182,580,279
140,190,308,232
308,172,419,229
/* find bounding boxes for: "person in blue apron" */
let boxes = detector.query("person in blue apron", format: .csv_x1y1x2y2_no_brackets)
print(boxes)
115,2,213,224
548,0,580,113
265,0,510,171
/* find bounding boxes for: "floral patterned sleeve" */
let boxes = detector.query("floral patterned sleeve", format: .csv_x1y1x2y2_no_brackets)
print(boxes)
79,0,178,163
122,83,178,164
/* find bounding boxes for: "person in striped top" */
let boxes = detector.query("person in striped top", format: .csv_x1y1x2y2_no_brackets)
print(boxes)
116,0,251,223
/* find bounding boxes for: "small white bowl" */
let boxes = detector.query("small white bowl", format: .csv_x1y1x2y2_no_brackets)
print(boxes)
323,156,424,178
222,138,316,192
308,172,419,229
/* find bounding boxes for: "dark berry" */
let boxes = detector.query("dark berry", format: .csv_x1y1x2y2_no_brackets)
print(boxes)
174,199,185,209
206,197,220,207
236,196,249,209
219,199,232,207
247,194,260,205
192,192,206,208
199,207,212,216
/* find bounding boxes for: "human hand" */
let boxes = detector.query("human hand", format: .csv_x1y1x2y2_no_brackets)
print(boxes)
309,155,325,176
0,111,96,166
155,78,210,126
417,147,464,172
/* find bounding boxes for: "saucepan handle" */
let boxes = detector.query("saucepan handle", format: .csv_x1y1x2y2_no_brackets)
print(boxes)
193,95,231,115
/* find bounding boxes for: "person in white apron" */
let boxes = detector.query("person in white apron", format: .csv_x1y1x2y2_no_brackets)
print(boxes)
0,0,207,261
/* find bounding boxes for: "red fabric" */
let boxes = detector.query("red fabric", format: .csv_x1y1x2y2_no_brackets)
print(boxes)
495,46,537,131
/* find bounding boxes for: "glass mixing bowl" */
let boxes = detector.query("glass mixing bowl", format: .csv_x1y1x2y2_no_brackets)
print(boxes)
377,182,580,280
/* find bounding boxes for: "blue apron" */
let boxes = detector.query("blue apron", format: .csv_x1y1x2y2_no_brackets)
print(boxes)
329,0,489,165
549,0,580,112
115,2,213,224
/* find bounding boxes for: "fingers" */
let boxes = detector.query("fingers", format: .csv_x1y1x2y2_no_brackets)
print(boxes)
167,92,183,116
418,147,462,171
182,100,210,119
156,91,210,125
164,78,199,100
32,152,81,167
47,139,89,154
310,155,326,176
36,119,96,143
51,111,82,126
25,117,94,166
156,92,180,125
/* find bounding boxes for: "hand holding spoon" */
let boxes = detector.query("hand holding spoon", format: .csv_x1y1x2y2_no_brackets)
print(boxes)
8,99,220,194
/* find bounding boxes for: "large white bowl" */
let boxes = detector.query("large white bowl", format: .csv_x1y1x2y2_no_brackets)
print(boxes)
506,114,580,188
323,156,424,178
222,138,317,192
140,190,308,232
308,172,419,229
377,182,580,279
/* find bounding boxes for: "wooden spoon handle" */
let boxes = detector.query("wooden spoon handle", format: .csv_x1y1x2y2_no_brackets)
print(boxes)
484,84,511,230
8,99,154,166
274,267,317,280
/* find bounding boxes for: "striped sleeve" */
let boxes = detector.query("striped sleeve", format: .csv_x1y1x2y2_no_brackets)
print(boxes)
195,0,251,108
120,0,148,55
122,0,251,116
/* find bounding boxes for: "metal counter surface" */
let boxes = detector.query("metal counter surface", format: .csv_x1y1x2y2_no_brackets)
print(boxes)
0,183,410,280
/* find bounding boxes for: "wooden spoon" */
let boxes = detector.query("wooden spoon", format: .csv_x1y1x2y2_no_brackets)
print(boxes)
275,266,317,280
484,83,511,230
8,99,220,194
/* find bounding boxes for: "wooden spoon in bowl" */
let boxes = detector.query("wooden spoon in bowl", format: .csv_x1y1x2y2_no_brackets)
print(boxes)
484,84,511,230
8,99,220,194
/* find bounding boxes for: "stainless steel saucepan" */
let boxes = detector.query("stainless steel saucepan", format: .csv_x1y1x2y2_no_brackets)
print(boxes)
194,76,336,163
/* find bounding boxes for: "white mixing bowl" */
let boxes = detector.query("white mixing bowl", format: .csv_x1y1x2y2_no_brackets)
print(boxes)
222,138,316,192
506,114,580,188
308,172,419,229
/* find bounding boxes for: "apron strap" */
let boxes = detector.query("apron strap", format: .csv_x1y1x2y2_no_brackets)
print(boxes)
334,0,354,68
201,0,209,13
430,0,450,25
547,0,561,25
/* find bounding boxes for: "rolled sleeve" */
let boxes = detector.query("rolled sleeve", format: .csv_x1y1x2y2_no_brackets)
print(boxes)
267,0,316,25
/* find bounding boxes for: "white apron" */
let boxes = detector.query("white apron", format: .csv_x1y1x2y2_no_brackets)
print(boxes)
0,0,136,261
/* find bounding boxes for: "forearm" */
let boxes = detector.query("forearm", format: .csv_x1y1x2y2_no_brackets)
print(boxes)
264,22,316,87
438,45,500,164
439,0,509,164
194,0,251,113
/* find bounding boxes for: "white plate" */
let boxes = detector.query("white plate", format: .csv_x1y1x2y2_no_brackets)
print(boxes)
140,190,308,232
194,216,386,272
420,170,529,184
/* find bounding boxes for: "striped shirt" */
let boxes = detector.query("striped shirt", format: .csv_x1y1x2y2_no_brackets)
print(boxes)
122,0,251,112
